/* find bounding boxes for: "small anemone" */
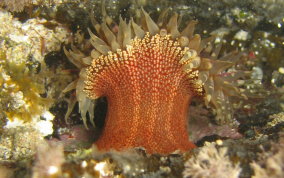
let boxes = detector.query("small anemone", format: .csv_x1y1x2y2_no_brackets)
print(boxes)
63,32,96,128
198,46,248,124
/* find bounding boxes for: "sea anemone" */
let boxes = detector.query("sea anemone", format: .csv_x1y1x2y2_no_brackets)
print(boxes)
64,8,246,154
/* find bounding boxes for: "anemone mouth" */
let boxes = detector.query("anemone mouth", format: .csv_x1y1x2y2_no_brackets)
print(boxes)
63,8,246,126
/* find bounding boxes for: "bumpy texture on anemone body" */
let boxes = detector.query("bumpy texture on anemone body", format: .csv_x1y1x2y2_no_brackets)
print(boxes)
64,9,245,154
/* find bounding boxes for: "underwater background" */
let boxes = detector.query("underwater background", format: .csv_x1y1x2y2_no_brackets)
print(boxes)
0,0,283,177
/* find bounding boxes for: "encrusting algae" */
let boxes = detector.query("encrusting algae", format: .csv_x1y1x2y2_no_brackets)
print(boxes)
64,8,248,154
0,54,50,122
0,8,69,131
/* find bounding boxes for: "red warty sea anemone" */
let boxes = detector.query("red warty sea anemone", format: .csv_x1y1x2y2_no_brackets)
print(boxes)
64,8,246,154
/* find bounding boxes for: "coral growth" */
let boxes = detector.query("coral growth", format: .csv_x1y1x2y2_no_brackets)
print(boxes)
0,9,70,165
0,9,69,124
50,147,186,177
0,125,44,161
183,142,241,178
266,112,284,128
250,134,284,178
